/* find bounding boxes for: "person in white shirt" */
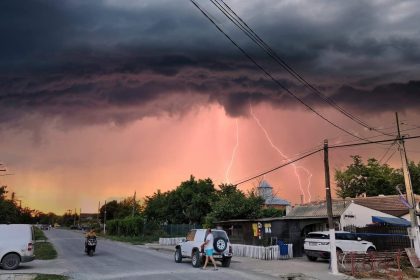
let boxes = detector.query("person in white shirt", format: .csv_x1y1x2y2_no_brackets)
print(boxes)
201,228,218,270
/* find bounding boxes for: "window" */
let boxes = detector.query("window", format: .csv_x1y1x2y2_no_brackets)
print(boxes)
186,230,196,241
306,233,329,239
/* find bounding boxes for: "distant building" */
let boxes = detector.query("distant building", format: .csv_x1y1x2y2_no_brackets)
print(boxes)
257,180,290,210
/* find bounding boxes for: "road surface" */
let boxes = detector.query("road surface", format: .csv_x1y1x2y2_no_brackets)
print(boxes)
4,229,280,280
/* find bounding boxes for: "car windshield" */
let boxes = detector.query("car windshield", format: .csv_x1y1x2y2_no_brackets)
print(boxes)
212,230,228,240
306,233,329,239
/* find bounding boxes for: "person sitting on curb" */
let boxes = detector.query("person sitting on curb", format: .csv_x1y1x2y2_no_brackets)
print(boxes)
201,228,218,271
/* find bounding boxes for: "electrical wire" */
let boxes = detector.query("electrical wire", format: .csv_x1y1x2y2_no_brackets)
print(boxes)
233,135,420,187
378,141,397,164
210,0,395,138
190,0,384,143
234,147,323,186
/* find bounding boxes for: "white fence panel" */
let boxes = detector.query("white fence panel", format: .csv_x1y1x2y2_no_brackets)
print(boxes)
159,237,184,246
231,244,293,260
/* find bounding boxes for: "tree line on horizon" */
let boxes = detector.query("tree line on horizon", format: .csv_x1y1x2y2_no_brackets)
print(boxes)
2,155,420,226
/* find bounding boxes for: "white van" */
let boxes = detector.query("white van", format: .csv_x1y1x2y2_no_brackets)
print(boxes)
0,224,35,270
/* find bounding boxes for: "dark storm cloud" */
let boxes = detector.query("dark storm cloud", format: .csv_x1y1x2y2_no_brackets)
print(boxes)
332,81,420,114
1,0,420,129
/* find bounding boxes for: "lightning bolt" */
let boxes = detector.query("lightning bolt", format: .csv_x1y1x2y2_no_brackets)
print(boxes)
225,119,239,184
296,166,313,203
250,103,312,203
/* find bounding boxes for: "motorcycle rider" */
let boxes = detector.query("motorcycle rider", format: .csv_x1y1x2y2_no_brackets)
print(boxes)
85,228,97,252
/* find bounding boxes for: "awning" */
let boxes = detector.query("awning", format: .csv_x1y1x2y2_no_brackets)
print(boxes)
372,216,411,226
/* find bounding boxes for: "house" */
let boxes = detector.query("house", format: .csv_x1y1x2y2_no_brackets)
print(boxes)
257,180,290,210
346,194,420,221
218,195,410,257
284,199,399,234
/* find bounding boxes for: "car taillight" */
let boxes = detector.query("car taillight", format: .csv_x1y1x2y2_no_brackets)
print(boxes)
229,245,232,254
28,242,33,251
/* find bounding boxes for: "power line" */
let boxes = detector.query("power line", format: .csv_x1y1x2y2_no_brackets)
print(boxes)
210,0,395,138
234,148,323,186
329,135,420,149
378,141,397,164
190,0,383,143
234,135,420,186
383,148,398,165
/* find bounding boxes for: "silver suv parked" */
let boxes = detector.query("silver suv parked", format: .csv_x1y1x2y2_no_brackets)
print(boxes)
174,229,233,267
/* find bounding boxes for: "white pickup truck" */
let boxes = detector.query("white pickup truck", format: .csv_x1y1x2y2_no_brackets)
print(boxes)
174,228,233,267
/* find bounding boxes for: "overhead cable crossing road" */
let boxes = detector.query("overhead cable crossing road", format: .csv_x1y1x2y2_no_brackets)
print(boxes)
209,0,394,138
234,135,420,186
192,0,395,143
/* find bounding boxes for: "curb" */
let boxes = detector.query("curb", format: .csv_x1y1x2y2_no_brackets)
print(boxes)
145,244,175,253
0,274,36,280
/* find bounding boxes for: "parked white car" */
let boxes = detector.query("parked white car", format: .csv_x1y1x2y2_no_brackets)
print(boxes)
174,229,233,267
0,224,35,270
304,231,376,261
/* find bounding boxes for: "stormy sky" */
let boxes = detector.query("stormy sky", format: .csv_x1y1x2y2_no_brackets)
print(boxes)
1,0,420,213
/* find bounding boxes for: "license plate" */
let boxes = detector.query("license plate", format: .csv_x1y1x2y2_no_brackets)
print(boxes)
309,242,317,246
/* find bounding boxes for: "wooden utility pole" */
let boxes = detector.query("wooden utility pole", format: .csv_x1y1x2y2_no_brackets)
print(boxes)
324,139,338,274
396,112,420,258
104,200,107,235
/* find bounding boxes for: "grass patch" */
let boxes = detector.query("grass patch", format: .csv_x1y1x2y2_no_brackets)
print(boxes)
34,274,68,280
103,234,159,245
34,227,47,241
35,242,57,260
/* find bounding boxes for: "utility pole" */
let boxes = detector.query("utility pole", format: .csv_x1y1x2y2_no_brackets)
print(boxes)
104,200,107,235
396,112,420,258
132,191,136,217
324,139,338,274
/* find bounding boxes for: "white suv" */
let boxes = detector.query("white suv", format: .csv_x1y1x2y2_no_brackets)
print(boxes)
304,231,376,261
174,229,233,267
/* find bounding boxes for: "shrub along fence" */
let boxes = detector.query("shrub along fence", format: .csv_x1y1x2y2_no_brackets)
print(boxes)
106,220,197,237
161,224,200,237
107,216,144,236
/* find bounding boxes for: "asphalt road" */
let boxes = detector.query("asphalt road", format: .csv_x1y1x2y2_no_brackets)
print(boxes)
4,229,279,280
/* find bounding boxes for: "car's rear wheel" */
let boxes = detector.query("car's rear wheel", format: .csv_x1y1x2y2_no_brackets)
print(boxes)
307,255,317,262
174,248,182,263
367,247,376,253
221,257,231,267
191,250,201,268
2,253,20,270
214,237,227,253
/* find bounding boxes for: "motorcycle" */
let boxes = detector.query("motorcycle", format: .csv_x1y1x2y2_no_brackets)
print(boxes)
85,237,97,256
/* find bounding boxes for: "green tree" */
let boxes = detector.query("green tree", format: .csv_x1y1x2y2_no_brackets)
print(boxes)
144,175,216,225
144,190,169,223
0,186,20,223
334,155,420,198
260,207,285,218
206,184,264,224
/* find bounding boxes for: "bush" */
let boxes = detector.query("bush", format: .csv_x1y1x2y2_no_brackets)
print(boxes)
107,216,145,236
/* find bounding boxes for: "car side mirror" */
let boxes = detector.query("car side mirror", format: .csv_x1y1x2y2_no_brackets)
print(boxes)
357,237,362,241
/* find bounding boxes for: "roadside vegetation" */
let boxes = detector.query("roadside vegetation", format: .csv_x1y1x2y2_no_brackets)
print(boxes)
34,227,58,260
335,155,420,198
